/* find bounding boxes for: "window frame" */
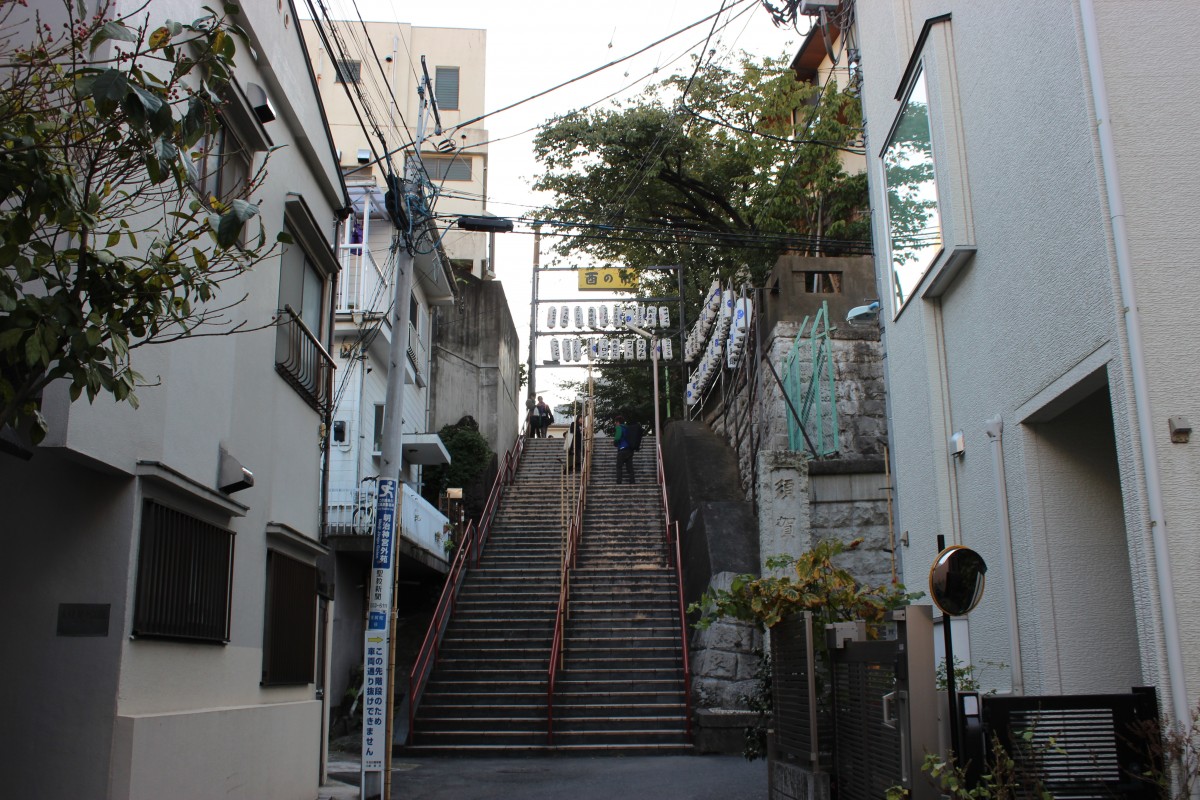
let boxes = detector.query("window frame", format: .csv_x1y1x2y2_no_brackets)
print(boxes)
261,549,319,686
880,65,943,316
416,155,471,182
434,66,460,110
131,499,236,644
335,59,362,84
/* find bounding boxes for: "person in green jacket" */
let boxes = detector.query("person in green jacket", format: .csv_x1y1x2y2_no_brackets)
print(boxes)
613,414,635,484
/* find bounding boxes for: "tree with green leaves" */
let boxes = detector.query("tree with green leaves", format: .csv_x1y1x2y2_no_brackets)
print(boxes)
532,51,867,309
421,416,495,521
532,51,867,416
0,0,286,444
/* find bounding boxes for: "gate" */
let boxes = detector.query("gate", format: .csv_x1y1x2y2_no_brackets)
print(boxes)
828,607,939,800
974,688,1163,799
770,606,940,800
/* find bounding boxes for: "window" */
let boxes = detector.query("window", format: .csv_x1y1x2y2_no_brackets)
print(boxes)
802,272,843,293
373,403,385,454
434,66,459,110
277,229,326,336
132,500,235,643
275,196,338,416
417,155,471,182
335,59,361,84
197,124,251,208
261,550,318,685
882,68,942,310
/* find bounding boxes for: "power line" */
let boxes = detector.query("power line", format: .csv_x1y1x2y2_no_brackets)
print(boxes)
447,0,758,133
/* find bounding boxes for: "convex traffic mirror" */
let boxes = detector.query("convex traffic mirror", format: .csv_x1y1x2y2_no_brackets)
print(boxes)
929,545,987,616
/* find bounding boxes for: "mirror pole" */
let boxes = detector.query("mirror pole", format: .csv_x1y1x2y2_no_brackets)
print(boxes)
937,535,962,762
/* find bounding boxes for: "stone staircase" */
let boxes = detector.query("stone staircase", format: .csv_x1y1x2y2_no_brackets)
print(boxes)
406,433,690,753
407,437,565,751
552,436,691,751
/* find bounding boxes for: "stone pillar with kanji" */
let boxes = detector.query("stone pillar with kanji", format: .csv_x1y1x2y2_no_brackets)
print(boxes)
755,450,811,577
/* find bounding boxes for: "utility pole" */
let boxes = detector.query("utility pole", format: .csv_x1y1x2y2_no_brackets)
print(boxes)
526,227,541,432
362,66,438,800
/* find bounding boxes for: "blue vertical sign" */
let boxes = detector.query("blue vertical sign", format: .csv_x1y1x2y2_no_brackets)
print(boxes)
363,477,399,772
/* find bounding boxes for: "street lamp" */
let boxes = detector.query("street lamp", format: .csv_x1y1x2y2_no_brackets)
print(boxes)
625,323,662,444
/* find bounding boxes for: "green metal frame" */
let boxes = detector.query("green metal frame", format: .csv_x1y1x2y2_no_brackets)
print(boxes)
782,301,839,457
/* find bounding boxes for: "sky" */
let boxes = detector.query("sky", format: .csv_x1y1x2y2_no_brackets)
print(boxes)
319,0,808,407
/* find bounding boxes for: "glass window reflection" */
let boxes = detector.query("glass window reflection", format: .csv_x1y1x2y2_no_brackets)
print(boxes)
883,70,942,310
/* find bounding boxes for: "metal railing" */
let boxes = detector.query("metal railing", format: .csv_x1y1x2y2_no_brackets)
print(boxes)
547,398,593,744
274,304,334,416
336,245,387,314
656,436,693,739
407,434,527,741
407,320,427,382
324,483,377,536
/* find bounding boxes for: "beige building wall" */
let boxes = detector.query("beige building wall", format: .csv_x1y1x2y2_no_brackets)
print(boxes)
301,20,491,277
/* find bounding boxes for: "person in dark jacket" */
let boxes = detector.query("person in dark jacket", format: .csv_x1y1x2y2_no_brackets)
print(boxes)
613,414,635,484
536,396,553,438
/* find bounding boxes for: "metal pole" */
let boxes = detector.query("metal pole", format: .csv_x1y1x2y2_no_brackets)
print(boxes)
676,264,687,414
651,343,661,439
526,228,541,434
936,534,962,762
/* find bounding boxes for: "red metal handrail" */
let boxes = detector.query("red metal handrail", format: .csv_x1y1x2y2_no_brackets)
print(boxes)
548,408,592,744
407,433,527,742
657,439,693,739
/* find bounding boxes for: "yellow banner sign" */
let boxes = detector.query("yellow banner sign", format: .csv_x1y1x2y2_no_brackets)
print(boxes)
577,267,637,291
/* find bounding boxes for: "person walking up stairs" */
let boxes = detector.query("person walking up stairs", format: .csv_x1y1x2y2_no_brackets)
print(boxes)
408,437,565,752
551,432,691,752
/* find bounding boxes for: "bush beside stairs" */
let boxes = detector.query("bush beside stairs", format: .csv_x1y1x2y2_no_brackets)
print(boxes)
406,435,690,754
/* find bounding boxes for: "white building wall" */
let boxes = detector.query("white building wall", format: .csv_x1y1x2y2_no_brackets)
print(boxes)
855,0,1200,713
0,1,345,797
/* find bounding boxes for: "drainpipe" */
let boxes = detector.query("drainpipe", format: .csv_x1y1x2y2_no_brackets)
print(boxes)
1080,0,1189,728
983,416,1023,695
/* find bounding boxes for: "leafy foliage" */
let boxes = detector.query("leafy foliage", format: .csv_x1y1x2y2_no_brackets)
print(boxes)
739,651,773,762
421,416,494,501
0,0,286,443
886,733,1057,800
532,51,867,416
532,52,867,305
690,538,918,631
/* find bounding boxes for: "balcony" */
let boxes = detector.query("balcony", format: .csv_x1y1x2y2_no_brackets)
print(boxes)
274,305,334,416
407,321,428,387
324,482,451,566
336,245,388,315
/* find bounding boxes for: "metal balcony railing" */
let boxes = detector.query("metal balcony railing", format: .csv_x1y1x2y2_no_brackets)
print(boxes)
336,246,387,314
407,321,427,382
324,481,450,560
274,304,334,416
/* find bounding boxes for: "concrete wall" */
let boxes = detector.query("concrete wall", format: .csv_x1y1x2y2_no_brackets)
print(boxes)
855,0,1200,708
430,277,521,454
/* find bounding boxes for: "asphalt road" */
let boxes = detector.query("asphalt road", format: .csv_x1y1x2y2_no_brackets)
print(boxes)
328,753,769,800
